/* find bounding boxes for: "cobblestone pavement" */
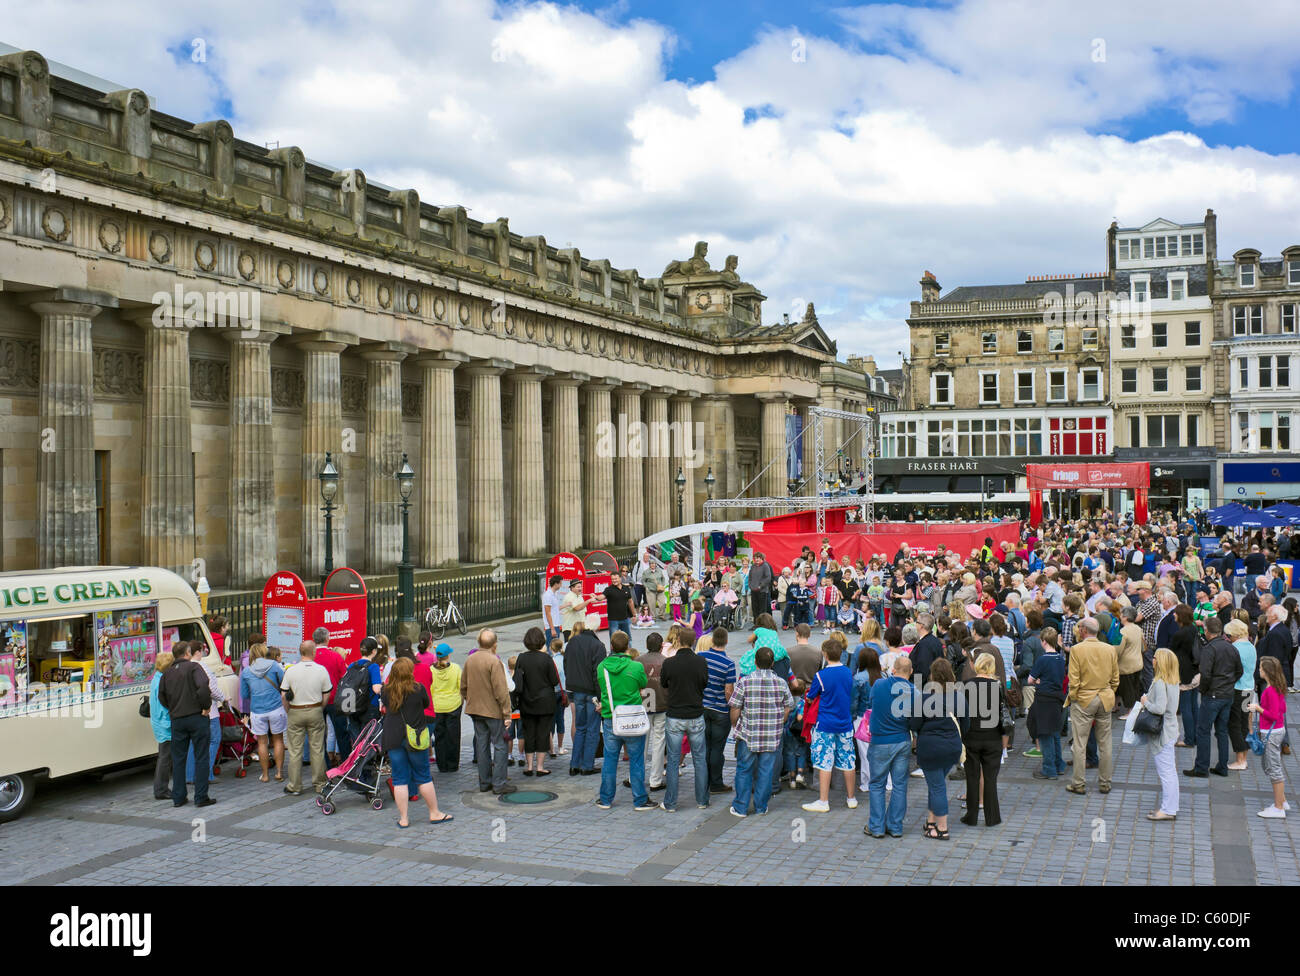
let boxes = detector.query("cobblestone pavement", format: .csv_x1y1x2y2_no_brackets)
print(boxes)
4,619,1297,885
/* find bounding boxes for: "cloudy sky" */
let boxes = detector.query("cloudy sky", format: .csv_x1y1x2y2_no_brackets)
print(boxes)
8,0,1300,365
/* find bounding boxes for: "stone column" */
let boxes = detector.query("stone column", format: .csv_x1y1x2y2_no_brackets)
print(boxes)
361,343,412,574
644,388,672,534
138,311,196,577
818,388,842,489
27,290,116,568
548,372,586,553
698,394,735,511
416,352,467,566
510,367,552,557
615,383,648,545
466,359,511,563
583,378,617,549
299,335,350,579
225,329,278,587
758,393,789,499
670,393,698,524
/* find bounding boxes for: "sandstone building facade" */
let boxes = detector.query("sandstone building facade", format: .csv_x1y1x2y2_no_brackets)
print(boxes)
0,51,892,588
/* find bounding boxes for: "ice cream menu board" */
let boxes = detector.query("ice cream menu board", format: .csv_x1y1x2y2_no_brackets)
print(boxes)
0,620,26,708
94,606,158,691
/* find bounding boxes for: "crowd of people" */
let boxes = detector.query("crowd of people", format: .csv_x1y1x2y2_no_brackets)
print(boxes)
147,507,1298,834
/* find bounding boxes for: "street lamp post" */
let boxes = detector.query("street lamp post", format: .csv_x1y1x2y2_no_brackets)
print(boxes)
318,452,340,588
675,467,687,527
395,452,416,638
704,467,716,501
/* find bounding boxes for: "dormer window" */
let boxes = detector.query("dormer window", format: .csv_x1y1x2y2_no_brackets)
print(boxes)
1168,273,1186,302
1240,263,1256,287
1289,259,1300,286
1131,278,1149,304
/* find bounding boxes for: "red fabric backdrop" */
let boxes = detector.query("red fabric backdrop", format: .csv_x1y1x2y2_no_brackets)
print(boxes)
747,520,1021,570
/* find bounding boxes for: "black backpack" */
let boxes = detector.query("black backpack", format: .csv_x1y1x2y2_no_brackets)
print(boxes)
338,659,373,716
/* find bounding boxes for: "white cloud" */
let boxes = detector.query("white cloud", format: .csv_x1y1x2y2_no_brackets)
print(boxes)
6,0,1300,367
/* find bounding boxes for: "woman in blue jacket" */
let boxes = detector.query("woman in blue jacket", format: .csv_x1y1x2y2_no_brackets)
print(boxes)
149,651,175,800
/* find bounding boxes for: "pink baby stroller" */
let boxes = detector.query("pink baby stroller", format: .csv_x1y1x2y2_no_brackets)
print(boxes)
316,717,388,815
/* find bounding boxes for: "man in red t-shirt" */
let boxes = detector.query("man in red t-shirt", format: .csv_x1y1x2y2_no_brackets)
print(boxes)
312,627,348,762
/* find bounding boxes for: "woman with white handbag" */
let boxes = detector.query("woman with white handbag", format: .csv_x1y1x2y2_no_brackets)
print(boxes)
1139,648,1182,822
593,631,656,812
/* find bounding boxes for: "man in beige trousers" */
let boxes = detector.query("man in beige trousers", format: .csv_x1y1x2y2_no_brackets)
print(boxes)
1066,617,1119,796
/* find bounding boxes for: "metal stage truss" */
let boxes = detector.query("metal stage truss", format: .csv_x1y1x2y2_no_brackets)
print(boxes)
702,404,877,535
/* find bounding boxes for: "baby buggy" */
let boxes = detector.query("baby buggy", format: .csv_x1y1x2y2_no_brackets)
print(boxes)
317,717,389,815
214,703,255,778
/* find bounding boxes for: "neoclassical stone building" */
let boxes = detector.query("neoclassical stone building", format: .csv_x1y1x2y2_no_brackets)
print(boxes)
0,50,888,587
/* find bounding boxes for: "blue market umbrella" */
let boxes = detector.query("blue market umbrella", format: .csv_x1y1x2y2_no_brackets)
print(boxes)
1216,507,1288,529
1263,502,1300,523
1205,502,1250,525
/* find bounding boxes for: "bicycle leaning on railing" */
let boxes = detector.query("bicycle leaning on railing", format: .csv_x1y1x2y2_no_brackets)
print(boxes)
423,594,468,640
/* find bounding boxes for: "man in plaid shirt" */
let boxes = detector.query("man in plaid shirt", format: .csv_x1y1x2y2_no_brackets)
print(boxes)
1134,580,1161,650
1060,593,1083,651
728,646,794,817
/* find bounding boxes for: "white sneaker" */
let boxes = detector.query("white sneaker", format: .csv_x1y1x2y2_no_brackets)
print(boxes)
1258,806,1287,819
1286,801,1293,812
801,799,830,813
910,768,925,777
846,797,859,809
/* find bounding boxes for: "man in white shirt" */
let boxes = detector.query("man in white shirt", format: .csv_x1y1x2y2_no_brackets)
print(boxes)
280,640,334,795
542,575,567,645
1085,579,1107,616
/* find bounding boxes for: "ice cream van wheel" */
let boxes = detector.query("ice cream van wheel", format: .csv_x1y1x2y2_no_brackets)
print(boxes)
0,772,34,824
320,800,336,815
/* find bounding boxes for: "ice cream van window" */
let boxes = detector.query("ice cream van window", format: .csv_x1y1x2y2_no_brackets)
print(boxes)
0,603,160,715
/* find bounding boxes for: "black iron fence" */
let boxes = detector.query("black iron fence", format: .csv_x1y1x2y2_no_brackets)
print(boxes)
207,546,634,646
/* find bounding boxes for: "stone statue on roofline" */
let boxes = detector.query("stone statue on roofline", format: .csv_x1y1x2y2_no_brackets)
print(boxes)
663,241,712,277
722,254,739,281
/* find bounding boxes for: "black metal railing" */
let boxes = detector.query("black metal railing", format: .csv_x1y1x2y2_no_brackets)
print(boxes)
206,547,635,647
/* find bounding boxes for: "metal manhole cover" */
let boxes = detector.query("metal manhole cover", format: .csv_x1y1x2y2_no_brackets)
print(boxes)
498,790,558,805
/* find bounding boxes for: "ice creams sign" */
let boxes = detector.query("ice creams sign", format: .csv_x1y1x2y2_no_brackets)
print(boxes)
0,576,153,611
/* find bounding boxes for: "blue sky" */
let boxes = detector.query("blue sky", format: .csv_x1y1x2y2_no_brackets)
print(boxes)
7,0,1300,363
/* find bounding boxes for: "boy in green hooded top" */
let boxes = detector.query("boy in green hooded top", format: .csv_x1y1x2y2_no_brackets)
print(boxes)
594,631,653,810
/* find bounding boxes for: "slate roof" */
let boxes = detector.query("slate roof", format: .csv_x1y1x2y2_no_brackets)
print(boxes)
1113,262,1210,299
939,275,1108,302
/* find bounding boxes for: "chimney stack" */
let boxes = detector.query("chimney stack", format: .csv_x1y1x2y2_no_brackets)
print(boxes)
920,270,941,303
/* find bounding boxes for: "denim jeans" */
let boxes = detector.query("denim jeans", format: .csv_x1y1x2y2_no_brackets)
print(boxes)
702,708,730,789
570,692,601,771
598,720,647,806
921,764,950,817
733,739,779,814
1194,695,1232,774
663,715,708,809
1040,732,1065,777
608,618,631,638
867,740,910,835
184,714,221,783
782,728,809,776
1178,687,1200,745
324,701,353,760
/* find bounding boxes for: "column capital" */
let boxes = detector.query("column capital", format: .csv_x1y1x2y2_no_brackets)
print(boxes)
619,382,651,394
293,330,357,354
510,365,555,382
583,375,621,392
222,326,283,346
24,286,119,319
755,391,789,403
412,351,470,370
548,371,590,387
358,340,417,363
648,386,675,398
464,357,514,377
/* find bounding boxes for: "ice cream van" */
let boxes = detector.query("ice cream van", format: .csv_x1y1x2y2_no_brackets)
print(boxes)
0,566,215,823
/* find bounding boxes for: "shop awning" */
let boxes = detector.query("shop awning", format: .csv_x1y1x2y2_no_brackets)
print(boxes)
953,476,981,492
896,476,949,492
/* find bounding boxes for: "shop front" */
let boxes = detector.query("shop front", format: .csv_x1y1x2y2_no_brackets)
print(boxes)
873,457,1031,521
1221,461,1300,506
1113,459,1214,517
